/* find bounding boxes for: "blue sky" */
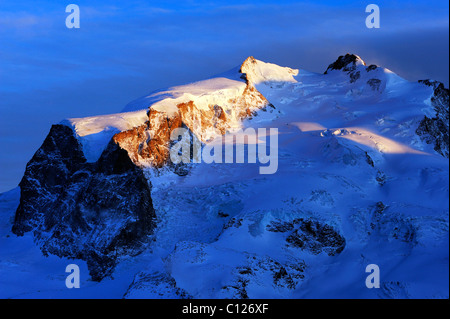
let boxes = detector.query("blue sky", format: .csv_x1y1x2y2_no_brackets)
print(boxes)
0,0,449,192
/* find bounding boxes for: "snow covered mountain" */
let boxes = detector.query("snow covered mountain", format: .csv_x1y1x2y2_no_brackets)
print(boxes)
0,54,448,298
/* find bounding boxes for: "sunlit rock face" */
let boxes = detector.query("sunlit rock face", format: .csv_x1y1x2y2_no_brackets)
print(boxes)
112,58,276,169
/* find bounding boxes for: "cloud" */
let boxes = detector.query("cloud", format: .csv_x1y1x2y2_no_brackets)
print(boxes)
0,12,46,30
0,0,448,192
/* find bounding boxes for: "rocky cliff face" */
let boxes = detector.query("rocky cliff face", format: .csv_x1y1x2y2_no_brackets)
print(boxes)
266,218,346,256
324,53,387,92
416,80,449,158
113,58,273,169
324,53,366,74
12,124,156,281
10,57,278,281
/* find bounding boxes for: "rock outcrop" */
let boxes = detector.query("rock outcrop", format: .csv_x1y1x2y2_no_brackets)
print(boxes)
112,59,274,170
12,124,156,281
266,218,346,256
324,53,387,92
324,53,366,74
416,80,449,157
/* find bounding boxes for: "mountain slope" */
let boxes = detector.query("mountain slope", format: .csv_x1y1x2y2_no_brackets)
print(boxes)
0,54,448,298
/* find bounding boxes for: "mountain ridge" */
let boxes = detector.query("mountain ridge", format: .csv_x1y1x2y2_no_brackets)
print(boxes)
2,54,448,298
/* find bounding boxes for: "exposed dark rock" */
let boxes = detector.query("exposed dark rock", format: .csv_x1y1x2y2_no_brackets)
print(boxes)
12,124,156,281
224,217,243,229
365,152,375,167
367,78,382,91
365,201,417,246
267,218,346,256
325,54,378,86
266,219,294,232
350,71,361,83
376,170,387,186
369,201,387,231
379,281,410,299
419,79,443,90
221,278,249,299
237,266,253,275
123,271,192,299
366,64,378,72
272,266,296,290
218,210,229,218
416,80,449,158
12,124,88,235
324,54,364,74
222,255,305,298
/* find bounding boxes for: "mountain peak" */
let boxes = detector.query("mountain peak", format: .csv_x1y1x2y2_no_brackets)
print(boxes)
324,53,367,74
239,56,258,73
239,56,298,85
